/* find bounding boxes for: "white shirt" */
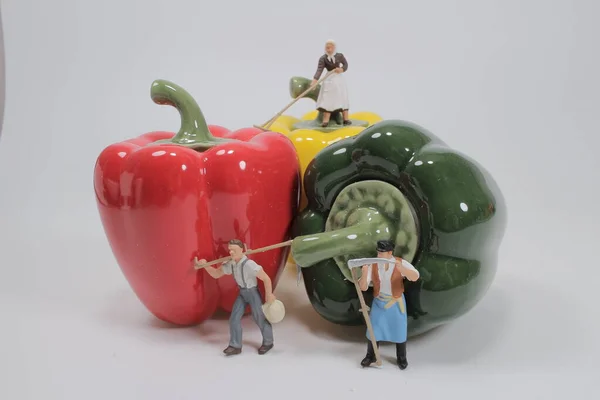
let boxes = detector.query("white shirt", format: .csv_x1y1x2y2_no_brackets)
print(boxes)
365,259,419,295
222,256,262,288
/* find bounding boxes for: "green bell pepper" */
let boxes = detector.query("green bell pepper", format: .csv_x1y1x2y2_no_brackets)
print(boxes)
289,120,506,337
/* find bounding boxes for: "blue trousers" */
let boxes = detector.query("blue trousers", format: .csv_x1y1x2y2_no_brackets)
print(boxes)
229,287,273,348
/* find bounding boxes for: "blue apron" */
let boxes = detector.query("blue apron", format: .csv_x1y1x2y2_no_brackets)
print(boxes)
366,293,408,344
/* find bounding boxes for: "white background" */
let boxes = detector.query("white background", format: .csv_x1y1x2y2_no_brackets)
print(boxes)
1,0,599,398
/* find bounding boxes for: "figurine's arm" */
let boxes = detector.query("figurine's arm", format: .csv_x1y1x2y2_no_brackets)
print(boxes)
313,55,325,80
338,53,348,72
254,262,276,303
358,264,372,291
395,258,420,281
206,264,227,279
198,258,229,279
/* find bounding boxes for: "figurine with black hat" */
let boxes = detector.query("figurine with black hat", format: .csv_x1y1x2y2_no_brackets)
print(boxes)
352,239,421,369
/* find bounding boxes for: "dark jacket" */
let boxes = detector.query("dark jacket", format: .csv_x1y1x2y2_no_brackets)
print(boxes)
313,53,348,80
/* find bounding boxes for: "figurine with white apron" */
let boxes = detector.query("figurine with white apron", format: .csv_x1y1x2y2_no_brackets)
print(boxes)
311,39,351,127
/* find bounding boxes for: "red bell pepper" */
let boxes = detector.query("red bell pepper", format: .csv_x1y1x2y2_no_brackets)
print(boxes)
93,79,300,325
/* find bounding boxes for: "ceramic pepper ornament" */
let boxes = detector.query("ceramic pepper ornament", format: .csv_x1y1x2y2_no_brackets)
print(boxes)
264,75,383,266
283,119,506,337
93,79,300,326
280,78,375,212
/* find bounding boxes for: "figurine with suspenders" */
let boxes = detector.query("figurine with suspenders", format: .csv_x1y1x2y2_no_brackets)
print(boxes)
196,239,276,356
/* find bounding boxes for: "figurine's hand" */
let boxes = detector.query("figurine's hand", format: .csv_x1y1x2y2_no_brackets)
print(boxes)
266,293,276,304
311,79,318,86
335,67,343,73
194,257,208,269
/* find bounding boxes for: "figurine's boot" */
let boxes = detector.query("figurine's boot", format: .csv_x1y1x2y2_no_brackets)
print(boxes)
223,346,242,356
258,343,274,355
321,112,331,127
396,342,408,370
360,341,380,367
342,110,351,125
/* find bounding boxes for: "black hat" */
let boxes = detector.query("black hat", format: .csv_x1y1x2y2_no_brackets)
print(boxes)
376,240,395,252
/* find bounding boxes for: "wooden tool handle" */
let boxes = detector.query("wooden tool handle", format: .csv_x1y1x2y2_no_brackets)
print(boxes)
194,240,293,269
351,267,382,367
257,70,336,130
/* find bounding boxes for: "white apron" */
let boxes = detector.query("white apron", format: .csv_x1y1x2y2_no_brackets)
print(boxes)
316,71,349,112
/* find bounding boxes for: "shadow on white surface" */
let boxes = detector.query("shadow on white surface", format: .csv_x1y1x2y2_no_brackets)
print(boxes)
410,277,582,370
0,219,593,399
97,260,581,372
2,221,583,375
273,267,369,342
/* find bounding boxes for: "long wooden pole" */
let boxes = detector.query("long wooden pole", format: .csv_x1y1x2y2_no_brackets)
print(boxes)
193,240,293,269
351,267,382,367
254,70,336,131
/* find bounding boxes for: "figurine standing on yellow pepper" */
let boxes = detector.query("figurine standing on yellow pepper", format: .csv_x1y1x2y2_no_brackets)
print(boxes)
357,240,420,369
311,39,351,127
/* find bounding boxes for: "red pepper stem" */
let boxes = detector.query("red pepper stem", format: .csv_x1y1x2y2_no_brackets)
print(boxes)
150,79,233,150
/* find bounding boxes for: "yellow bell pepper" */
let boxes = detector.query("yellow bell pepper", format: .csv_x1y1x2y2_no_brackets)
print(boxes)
261,77,384,265
271,112,383,266
273,111,383,209
271,115,300,131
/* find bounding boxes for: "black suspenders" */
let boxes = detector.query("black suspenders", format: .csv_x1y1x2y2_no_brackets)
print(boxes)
237,258,250,288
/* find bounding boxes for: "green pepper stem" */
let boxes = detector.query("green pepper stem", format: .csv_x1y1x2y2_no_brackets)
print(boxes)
150,79,232,150
291,209,390,268
289,76,320,102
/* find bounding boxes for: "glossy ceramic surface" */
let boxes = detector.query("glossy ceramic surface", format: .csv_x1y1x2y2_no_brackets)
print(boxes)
291,120,507,337
292,180,419,280
257,79,385,214
259,93,384,265
94,79,300,326
289,76,368,132
283,126,366,210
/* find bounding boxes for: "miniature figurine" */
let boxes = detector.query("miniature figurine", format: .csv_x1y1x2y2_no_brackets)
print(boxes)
196,239,277,356
311,39,350,127
254,39,369,133
355,240,420,369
